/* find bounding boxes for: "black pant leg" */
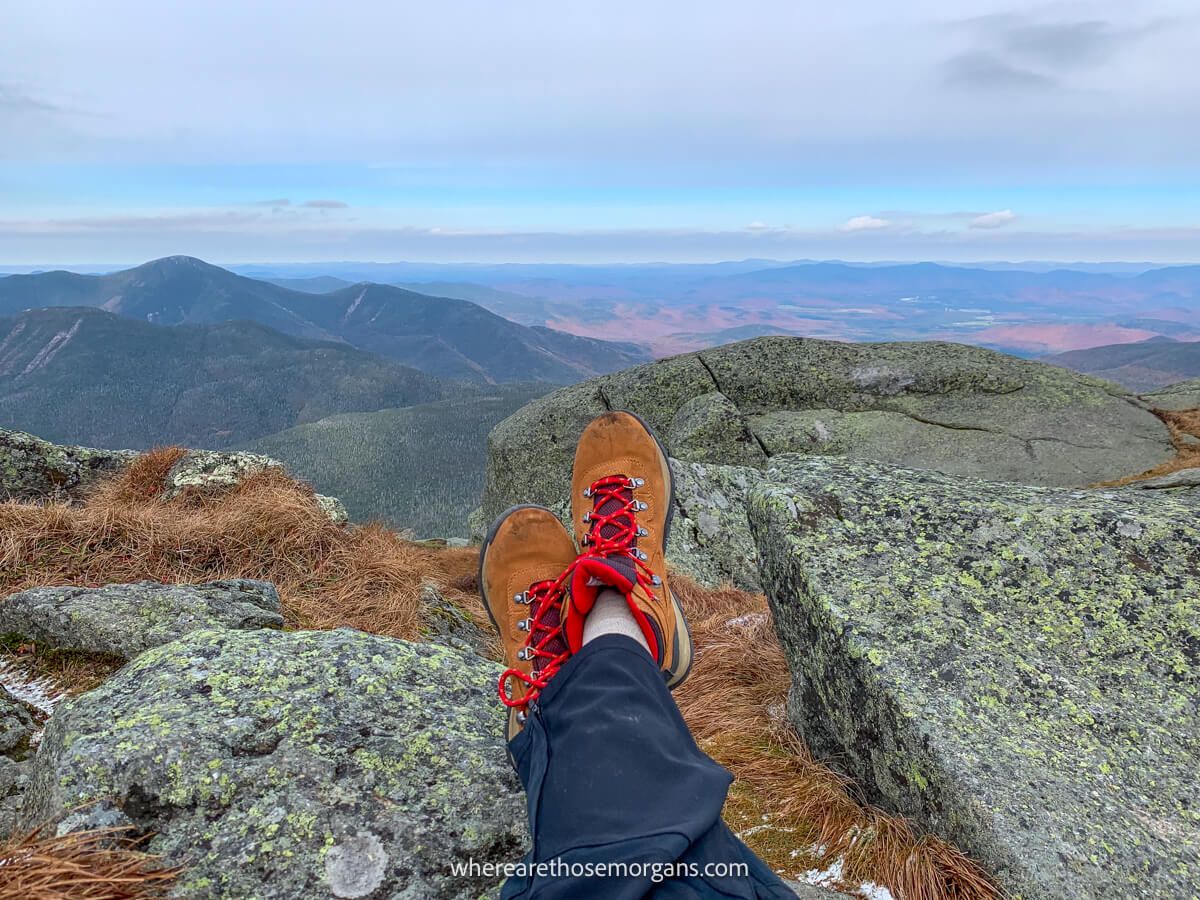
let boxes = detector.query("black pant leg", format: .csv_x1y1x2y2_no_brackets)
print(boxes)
500,634,794,899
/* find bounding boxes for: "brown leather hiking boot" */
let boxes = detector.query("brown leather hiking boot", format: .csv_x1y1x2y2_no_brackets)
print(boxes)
478,504,578,739
564,411,694,688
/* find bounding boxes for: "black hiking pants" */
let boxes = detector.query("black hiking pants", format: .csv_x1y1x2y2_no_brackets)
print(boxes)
501,633,796,899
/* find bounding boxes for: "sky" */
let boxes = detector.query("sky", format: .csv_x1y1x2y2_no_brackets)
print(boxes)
2,0,1199,265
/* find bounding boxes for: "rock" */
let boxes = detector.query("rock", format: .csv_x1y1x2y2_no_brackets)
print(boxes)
1124,467,1200,492
163,449,285,500
164,449,347,523
419,584,490,656
668,459,767,590
0,756,31,840
482,337,1174,585
467,506,488,545
0,580,284,659
21,627,526,899
315,493,350,525
668,392,768,468
783,881,846,899
0,686,35,757
749,455,1200,899
0,428,133,503
1143,379,1200,412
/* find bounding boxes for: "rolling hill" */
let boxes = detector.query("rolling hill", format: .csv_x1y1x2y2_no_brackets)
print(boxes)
0,307,456,449
0,256,651,383
1044,338,1200,391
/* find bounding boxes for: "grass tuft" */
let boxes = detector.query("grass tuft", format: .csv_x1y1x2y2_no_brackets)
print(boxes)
0,450,474,641
0,826,177,899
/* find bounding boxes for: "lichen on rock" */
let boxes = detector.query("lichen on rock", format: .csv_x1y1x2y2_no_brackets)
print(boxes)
0,579,284,660
749,455,1200,899
482,336,1175,587
20,627,526,898
0,428,134,503
165,448,348,523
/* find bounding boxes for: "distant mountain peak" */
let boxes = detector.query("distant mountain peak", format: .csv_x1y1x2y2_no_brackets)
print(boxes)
143,255,214,269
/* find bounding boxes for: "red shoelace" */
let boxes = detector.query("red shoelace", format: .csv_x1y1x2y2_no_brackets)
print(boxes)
497,474,663,714
579,474,663,592
498,573,571,711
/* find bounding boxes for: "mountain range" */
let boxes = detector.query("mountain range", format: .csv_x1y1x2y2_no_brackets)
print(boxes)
239,259,1200,357
1044,337,1200,391
0,256,649,383
0,306,453,450
4,254,1199,535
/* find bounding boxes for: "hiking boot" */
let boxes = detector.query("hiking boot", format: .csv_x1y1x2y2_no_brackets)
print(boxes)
478,504,577,739
565,411,694,688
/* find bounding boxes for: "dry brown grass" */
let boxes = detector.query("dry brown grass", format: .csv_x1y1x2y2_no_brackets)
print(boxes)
0,826,176,899
0,448,470,641
670,576,998,900
1098,406,1200,487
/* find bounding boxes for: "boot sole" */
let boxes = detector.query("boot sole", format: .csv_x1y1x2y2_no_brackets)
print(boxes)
619,410,694,691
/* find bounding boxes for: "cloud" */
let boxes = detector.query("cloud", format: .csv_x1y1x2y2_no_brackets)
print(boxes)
303,200,349,209
942,14,1171,92
253,198,290,207
941,52,1055,90
7,214,1200,265
0,82,62,114
1002,19,1165,69
970,210,1017,229
841,215,890,233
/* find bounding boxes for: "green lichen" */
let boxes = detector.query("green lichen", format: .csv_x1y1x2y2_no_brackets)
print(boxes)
752,455,1200,899
22,627,527,898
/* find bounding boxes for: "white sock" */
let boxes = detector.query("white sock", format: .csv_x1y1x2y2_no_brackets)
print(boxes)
582,589,651,653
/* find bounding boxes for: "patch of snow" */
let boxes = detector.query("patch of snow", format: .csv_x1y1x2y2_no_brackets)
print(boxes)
0,657,67,717
800,855,895,900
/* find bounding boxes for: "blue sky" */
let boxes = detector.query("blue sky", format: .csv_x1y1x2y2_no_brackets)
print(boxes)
2,1,1199,264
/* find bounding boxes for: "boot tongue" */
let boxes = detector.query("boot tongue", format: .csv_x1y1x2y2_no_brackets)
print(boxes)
593,478,635,546
530,594,567,676
585,476,640,592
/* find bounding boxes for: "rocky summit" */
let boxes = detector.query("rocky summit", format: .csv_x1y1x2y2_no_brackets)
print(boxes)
481,336,1175,586
750,456,1200,899
3,328,1198,899
20,628,527,899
